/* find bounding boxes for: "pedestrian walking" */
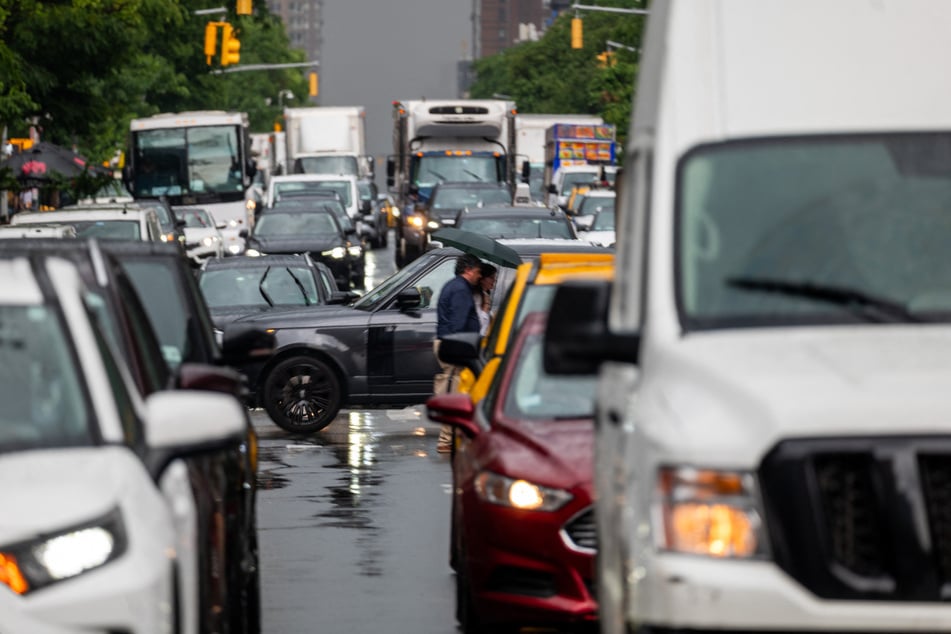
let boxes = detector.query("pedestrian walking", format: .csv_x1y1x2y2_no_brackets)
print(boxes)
434,252,483,452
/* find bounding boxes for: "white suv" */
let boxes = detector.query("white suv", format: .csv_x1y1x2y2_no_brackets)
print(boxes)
0,254,246,633
11,206,163,242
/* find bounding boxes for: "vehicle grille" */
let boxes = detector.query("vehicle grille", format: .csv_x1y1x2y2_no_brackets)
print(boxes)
486,566,555,597
563,507,597,553
759,437,951,601
429,106,489,115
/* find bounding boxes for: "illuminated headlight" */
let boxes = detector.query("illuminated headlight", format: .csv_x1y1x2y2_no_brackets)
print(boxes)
408,216,424,229
201,236,220,247
0,509,126,595
426,220,440,230
160,232,176,243
474,471,572,511
245,248,263,257
322,246,347,259
227,244,244,255
655,467,767,559
245,199,256,210
392,208,401,218
347,245,363,257
228,219,240,228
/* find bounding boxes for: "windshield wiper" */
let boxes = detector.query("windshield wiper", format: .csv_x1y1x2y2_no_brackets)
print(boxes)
463,169,484,181
259,266,275,307
284,268,312,306
726,276,921,323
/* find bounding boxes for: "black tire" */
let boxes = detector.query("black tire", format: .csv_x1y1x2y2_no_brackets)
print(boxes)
262,356,342,433
456,562,486,634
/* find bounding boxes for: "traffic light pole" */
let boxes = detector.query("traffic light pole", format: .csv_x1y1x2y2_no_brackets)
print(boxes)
211,61,320,74
570,3,649,15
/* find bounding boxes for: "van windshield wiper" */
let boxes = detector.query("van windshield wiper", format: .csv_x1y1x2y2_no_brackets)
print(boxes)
726,276,921,323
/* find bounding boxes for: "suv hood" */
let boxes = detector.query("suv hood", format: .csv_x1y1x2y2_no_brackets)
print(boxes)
249,235,341,253
234,304,364,329
0,447,134,544
645,325,951,466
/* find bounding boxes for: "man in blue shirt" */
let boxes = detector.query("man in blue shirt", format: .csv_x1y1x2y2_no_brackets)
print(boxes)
434,252,483,451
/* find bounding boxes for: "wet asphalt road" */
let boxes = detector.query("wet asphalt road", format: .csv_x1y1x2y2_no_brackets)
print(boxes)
253,405,457,634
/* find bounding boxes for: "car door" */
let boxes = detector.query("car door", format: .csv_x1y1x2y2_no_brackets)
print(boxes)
366,254,458,397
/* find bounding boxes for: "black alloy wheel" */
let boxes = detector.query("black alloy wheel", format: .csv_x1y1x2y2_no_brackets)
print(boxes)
262,356,342,433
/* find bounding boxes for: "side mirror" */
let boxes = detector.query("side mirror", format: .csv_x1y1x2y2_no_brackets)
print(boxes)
175,218,187,230
239,228,249,239
396,287,421,310
386,157,396,187
360,199,372,214
547,183,557,194
520,160,530,183
328,290,360,305
544,281,639,375
426,393,480,439
436,332,483,377
367,156,376,178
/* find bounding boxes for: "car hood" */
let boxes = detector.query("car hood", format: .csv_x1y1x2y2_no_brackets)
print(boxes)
183,227,219,241
211,304,309,328
0,447,132,543
490,418,594,491
234,304,366,329
249,235,341,253
644,325,951,467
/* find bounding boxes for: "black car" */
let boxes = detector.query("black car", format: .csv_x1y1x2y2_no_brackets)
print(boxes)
270,196,366,290
357,178,389,249
454,205,578,240
427,181,512,228
0,238,263,634
198,253,358,331
228,241,612,434
246,207,358,291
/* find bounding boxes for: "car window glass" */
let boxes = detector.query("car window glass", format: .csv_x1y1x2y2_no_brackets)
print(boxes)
502,333,597,420
401,258,457,310
71,220,142,240
119,260,190,368
90,310,144,449
353,252,445,311
0,305,92,450
591,209,616,231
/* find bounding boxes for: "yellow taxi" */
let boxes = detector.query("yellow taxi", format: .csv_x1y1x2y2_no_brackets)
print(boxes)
457,251,615,402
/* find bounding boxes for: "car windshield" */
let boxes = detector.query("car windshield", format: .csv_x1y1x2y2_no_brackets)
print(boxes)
679,133,951,329
578,196,615,216
432,187,511,209
178,208,214,228
254,212,339,237
201,266,320,307
456,216,574,239
502,331,597,420
71,220,142,240
560,171,598,193
0,304,92,452
137,200,174,228
353,251,445,311
590,209,616,231
275,180,351,206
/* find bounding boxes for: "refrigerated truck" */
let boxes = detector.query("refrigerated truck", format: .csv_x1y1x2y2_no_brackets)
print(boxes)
514,113,604,202
283,106,372,178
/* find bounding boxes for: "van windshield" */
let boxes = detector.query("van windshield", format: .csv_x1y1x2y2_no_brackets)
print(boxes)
678,134,951,328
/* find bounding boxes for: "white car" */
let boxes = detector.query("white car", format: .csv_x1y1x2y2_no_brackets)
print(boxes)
0,254,246,634
11,206,163,242
574,191,616,247
0,224,77,239
174,206,224,262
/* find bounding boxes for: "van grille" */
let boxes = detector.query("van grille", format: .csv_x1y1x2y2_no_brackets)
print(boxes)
759,438,951,601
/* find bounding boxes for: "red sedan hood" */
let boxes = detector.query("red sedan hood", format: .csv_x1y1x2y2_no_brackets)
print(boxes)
492,418,595,490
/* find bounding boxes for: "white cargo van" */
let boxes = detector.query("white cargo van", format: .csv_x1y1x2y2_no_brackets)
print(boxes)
545,2,951,633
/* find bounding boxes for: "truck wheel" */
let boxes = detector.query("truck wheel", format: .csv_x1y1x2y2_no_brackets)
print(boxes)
262,356,342,434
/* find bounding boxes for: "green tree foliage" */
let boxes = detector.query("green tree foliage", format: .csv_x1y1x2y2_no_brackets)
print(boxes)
469,3,646,155
0,0,309,165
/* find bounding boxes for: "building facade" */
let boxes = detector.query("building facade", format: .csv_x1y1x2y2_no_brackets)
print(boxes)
475,0,546,59
267,0,323,65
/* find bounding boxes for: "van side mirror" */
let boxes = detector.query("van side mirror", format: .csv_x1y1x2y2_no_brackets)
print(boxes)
544,281,640,374
547,183,557,194
521,160,531,183
386,157,396,188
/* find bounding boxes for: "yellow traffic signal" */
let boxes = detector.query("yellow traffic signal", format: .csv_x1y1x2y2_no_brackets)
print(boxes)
220,23,241,66
309,72,319,97
571,17,583,49
236,0,252,15
204,22,218,65
596,51,616,68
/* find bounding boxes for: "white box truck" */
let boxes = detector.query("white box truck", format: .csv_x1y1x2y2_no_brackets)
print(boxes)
545,1,951,634
514,113,603,203
283,106,372,178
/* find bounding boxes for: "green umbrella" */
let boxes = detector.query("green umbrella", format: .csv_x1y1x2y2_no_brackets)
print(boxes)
431,227,523,269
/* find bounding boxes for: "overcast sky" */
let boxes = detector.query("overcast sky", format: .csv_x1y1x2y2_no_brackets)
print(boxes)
319,0,472,184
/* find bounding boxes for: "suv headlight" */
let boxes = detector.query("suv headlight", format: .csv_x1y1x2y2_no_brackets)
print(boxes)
408,215,424,229
347,245,363,257
201,236,220,247
474,471,572,511
322,246,347,259
0,508,127,594
655,467,767,558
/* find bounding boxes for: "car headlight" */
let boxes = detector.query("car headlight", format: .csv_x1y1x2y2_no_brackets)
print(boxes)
408,216,424,229
474,471,572,511
228,219,240,228
245,198,256,210
0,508,127,595
160,232,176,243
201,236,220,247
426,220,440,230
655,467,767,558
227,244,244,255
347,245,363,257
245,248,263,257
392,208,401,218
322,246,347,259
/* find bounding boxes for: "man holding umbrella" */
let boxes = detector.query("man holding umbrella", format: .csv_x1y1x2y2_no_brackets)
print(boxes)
433,252,483,452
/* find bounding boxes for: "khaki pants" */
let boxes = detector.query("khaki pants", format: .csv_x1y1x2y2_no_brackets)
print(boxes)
433,339,462,446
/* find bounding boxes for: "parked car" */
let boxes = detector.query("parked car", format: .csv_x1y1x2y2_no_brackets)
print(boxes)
226,240,610,434
0,250,248,633
427,311,599,633
174,206,225,262
453,206,578,240
245,207,358,291
0,238,264,634
198,253,356,332
11,205,163,241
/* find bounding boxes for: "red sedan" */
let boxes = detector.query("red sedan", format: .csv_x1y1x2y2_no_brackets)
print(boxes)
427,312,599,633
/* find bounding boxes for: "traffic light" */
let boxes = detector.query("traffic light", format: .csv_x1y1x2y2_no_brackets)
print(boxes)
220,23,241,66
596,51,616,68
236,0,252,15
571,17,583,49
309,72,319,97
204,22,218,65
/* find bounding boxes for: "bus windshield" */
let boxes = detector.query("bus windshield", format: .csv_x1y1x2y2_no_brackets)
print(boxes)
133,125,245,199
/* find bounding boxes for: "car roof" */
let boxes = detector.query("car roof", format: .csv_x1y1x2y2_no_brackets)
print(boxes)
12,208,153,223
432,181,509,190
427,240,611,262
202,254,313,270
270,173,358,183
458,206,568,218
